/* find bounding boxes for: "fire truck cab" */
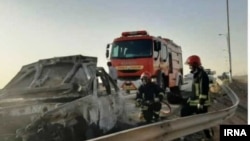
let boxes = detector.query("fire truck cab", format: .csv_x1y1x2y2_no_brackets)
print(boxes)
106,30,183,94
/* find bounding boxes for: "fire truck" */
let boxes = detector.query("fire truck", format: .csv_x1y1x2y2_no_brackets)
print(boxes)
106,30,183,93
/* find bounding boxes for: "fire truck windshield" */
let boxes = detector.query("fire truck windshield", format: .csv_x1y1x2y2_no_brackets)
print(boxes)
110,39,153,59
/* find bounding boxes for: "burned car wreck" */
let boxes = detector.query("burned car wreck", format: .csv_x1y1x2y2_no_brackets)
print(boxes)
0,55,134,141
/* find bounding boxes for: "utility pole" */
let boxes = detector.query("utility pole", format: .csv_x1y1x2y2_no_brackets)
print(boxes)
226,0,232,82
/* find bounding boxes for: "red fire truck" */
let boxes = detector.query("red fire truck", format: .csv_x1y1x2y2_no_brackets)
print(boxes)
106,30,183,93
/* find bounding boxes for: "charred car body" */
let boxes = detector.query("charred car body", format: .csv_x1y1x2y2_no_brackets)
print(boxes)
0,55,133,141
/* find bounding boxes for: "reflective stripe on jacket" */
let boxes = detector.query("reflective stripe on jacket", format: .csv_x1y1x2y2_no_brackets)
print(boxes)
188,69,211,106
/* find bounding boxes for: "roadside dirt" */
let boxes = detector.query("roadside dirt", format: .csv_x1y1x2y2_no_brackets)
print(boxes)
176,75,248,141
210,75,248,141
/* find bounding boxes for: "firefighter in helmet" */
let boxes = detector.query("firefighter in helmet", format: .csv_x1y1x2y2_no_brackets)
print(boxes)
135,71,165,123
180,55,213,139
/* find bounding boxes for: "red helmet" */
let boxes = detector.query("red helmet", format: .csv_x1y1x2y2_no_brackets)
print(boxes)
185,55,201,66
140,71,151,80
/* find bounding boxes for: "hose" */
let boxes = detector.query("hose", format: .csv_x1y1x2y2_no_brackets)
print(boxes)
161,100,172,115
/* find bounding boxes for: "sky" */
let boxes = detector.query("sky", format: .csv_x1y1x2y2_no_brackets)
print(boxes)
0,0,248,88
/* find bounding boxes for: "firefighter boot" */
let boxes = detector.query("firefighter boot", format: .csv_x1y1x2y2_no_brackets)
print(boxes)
153,112,160,121
138,112,144,120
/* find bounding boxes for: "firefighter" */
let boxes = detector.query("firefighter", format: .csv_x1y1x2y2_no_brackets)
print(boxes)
180,55,213,139
135,71,165,123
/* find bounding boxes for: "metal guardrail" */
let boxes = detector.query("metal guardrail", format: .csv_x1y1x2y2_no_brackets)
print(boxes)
90,79,239,141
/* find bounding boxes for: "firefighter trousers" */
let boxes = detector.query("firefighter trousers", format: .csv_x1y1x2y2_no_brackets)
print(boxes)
180,103,213,139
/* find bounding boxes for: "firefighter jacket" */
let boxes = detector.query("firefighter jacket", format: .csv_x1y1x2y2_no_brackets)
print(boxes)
187,67,211,107
136,82,165,102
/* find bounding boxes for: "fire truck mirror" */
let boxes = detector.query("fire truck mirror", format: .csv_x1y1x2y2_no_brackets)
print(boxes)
106,44,110,58
157,42,161,51
154,41,161,51
106,49,109,58
106,44,110,49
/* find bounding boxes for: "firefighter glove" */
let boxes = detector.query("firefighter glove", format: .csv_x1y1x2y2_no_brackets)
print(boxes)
135,99,142,107
197,103,204,110
154,97,160,102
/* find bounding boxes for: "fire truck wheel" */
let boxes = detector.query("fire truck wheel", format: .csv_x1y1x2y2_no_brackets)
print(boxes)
167,86,183,105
